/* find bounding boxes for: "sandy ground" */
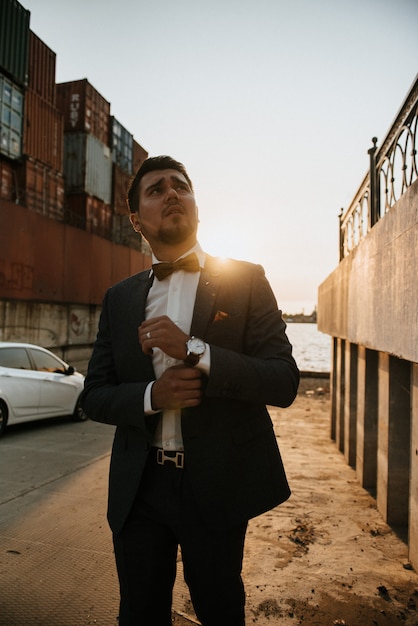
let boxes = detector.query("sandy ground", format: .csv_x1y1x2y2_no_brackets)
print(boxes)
172,377,418,626
1,376,417,625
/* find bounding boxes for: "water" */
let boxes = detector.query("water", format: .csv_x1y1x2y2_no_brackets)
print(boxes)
284,323,331,373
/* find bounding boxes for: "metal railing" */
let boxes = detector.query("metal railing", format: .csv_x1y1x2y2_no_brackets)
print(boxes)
340,75,418,260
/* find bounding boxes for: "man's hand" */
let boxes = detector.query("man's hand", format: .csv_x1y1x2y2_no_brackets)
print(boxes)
139,315,189,359
151,364,203,410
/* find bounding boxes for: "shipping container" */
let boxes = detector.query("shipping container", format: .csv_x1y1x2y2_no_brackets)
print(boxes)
28,31,56,105
109,116,133,174
23,89,63,171
0,158,15,201
0,71,24,159
66,193,112,239
16,156,65,220
56,79,110,144
0,0,30,87
132,139,148,174
112,162,131,215
63,132,112,204
112,213,146,251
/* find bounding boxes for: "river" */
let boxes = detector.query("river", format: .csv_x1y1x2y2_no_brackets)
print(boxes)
284,323,331,374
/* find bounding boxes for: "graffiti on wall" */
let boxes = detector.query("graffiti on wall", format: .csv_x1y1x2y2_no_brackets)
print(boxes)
0,260,33,290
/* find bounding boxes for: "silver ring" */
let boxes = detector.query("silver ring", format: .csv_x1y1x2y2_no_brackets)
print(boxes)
146,331,151,340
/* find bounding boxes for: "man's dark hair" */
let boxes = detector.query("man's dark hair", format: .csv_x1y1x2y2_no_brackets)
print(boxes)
127,155,194,214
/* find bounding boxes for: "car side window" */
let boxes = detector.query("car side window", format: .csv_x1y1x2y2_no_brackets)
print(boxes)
0,347,32,369
30,349,66,374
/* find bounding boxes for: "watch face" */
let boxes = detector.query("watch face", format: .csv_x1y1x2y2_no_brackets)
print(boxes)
188,337,205,355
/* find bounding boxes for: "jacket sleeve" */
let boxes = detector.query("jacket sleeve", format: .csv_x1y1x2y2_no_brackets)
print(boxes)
204,263,299,407
81,288,158,437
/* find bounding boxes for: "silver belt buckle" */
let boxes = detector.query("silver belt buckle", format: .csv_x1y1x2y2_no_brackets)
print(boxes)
156,448,184,469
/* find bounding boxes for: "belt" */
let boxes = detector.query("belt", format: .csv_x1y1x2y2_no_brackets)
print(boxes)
153,447,185,469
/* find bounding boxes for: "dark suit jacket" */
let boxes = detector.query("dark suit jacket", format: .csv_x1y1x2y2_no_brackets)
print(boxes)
82,255,299,535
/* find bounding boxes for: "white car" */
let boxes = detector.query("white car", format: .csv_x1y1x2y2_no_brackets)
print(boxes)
0,342,87,437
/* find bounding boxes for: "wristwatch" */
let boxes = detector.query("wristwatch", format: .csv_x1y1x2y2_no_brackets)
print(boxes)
184,336,206,366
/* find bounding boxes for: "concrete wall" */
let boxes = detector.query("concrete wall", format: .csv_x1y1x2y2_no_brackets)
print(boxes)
0,299,100,373
317,179,418,570
318,180,418,364
411,364,418,569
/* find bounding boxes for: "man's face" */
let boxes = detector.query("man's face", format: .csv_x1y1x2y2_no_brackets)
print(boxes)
130,169,198,248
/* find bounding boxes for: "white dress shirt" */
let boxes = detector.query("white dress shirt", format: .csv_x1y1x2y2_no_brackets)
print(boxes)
143,242,210,450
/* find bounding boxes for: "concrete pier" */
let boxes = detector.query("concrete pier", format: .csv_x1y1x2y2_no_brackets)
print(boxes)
318,176,418,568
356,345,378,490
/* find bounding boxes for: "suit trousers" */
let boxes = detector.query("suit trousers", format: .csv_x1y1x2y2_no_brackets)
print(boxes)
113,450,248,626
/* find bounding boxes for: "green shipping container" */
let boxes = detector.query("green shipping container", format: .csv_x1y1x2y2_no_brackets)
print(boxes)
0,0,30,86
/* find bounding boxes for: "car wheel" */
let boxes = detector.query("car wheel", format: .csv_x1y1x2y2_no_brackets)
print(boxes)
72,396,88,422
0,401,8,437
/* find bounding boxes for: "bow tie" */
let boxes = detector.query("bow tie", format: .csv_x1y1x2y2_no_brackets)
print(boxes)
152,253,201,281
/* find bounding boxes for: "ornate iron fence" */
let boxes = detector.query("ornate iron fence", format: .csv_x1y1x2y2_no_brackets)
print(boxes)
340,75,418,260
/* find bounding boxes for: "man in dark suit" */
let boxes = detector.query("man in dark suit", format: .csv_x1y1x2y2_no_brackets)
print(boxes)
82,155,299,626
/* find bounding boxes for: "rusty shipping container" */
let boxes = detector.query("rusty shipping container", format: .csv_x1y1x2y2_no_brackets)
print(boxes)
0,198,151,304
16,156,65,220
63,132,112,204
0,158,15,201
0,71,24,159
23,89,63,171
109,116,133,174
132,139,148,174
0,0,30,87
28,31,57,105
112,162,131,215
66,193,112,239
112,213,145,252
56,79,110,145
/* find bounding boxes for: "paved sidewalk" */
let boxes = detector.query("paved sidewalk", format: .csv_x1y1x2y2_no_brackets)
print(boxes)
0,425,119,626
0,379,417,625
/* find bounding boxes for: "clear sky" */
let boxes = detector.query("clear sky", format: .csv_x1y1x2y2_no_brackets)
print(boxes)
22,0,417,314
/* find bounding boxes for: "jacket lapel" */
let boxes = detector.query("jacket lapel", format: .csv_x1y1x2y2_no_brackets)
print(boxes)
190,255,223,337
126,271,155,377
129,259,222,340
129,271,154,330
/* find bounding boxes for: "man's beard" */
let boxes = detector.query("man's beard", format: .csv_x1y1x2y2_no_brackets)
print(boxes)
158,216,197,245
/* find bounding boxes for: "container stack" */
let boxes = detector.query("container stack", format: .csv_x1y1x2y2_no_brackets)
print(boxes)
0,0,29,200
17,31,65,220
57,79,113,237
0,2,65,219
110,115,133,216
1,0,149,250
119,137,149,250
56,80,149,242
110,117,148,249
